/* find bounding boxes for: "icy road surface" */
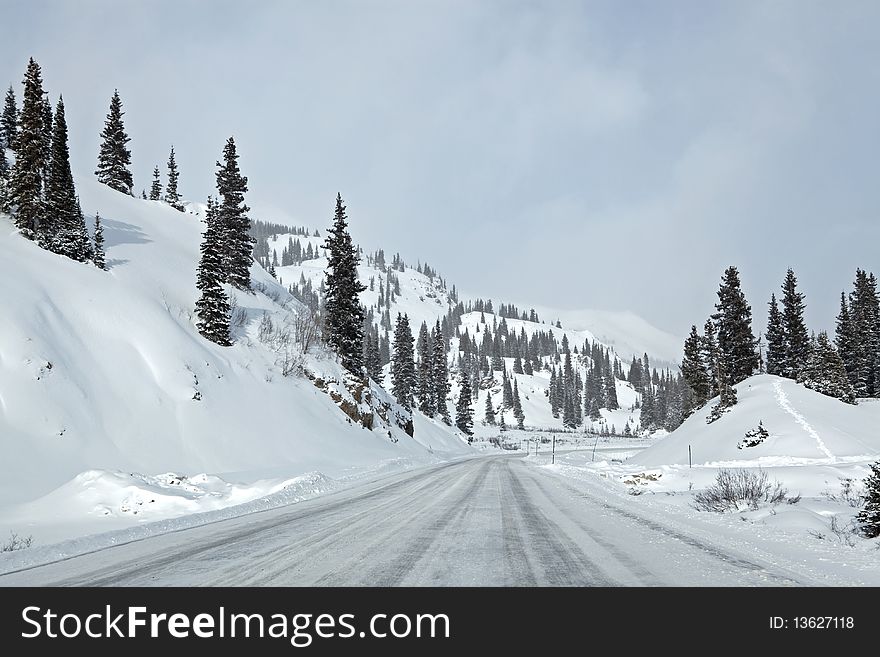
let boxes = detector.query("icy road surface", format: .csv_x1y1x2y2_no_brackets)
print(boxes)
0,456,811,586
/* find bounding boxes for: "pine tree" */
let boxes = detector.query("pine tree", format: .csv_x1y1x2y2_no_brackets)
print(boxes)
513,379,525,429
323,193,366,372
484,391,496,425
215,137,253,290
149,165,162,200
432,320,449,421
455,380,473,437
848,270,880,397
780,269,809,379
702,319,721,396
364,331,384,383
603,359,619,410
164,146,183,211
835,292,857,390
195,198,231,346
40,94,52,181
1,86,17,151
857,460,880,538
391,313,415,409
8,58,47,239
502,369,514,409
798,332,855,404
765,293,786,376
681,324,710,414
95,90,133,194
44,97,90,260
93,213,106,270
417,321,434,415
549,369,560,418
0,145,8,212
712,266,758,384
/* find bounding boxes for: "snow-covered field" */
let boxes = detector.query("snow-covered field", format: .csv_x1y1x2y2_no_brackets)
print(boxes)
525,375,880,584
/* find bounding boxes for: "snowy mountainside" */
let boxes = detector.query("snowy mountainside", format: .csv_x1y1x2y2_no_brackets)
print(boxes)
0,175,469,543
258,225,660,432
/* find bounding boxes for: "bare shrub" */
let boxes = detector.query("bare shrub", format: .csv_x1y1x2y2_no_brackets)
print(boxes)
292,308,320,354
1,532,34,552
823,478,864,508
693,468,791,512
829,515,859,547
228,295,248,330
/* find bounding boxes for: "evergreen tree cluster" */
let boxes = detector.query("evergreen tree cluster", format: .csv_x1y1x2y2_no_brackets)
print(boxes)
2,59,101,268
835,269,880,399
194,138,255,345
680,266,756,419
391,313,415,410
681,265,874,411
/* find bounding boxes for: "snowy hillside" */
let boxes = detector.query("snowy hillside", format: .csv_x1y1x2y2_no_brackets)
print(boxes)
0,174,469,545
634,375,880,467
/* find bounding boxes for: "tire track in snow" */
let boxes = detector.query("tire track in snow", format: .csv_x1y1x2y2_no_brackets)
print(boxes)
772,379,834,460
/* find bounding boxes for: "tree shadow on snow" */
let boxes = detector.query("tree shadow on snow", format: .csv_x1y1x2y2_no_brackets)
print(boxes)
104,258,129,270
91,216,152,248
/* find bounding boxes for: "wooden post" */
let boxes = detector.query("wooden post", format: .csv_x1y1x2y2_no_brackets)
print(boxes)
688,444,692,468
552,434,556,464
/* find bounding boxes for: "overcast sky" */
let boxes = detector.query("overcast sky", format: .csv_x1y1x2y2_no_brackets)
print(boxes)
3,0,879,336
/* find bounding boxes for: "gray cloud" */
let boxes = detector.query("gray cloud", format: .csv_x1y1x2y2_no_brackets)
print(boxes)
3,0,878,338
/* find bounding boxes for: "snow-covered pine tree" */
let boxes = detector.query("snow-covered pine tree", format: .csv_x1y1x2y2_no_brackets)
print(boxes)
847,270,880,397
8,58,47,239
681,325,710,416
455,380,473,438
702,319,721,396
712,266,758,384
1,86,17,151
484,391,496,425
40,94,52,181
0,146,8,212
780,269,809,379
548,369,560,417
502,369,514,409
95,90,133,194
195,198,232,346
603,357,619,410
513,379,525,429
857,460,880,538
391,313,415,409
797,331,855,404
93,213,106,270
45,97,90,260
835,291,857,391
149,165,162,200
164,146,183,211
364,331,383,383
417,321,434,415
765,293,786,376
215,137,253,291
432,320,450,421
323,192,366,372
639,381,654,431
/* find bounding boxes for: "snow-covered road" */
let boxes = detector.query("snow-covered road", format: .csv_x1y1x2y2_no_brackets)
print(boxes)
0,455,813,586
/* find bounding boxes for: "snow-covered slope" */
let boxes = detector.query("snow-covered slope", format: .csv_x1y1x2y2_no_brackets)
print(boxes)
0,175,469,544
633,375,880,467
